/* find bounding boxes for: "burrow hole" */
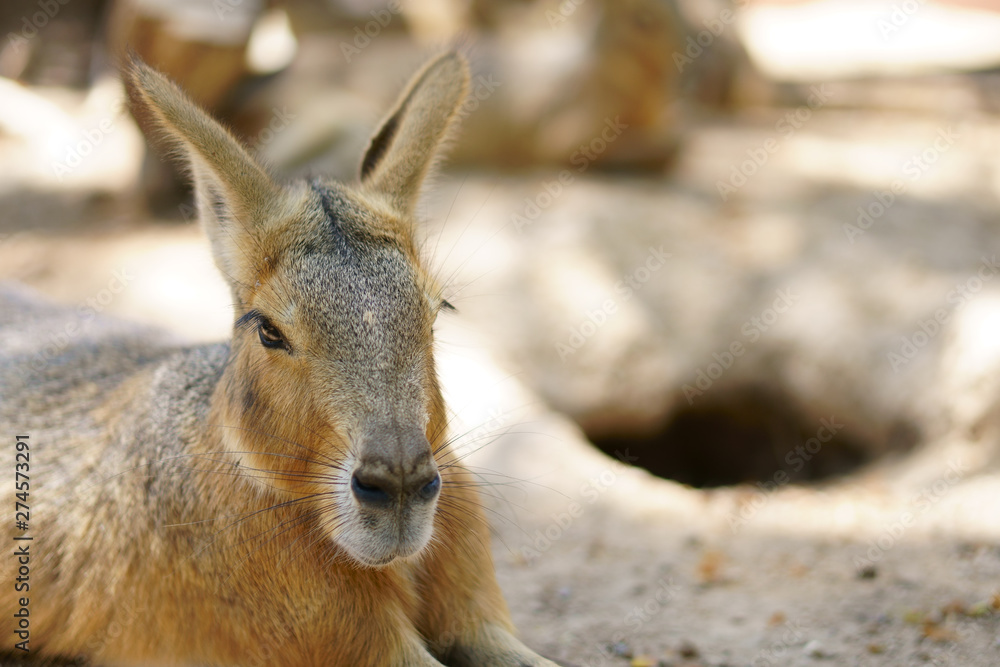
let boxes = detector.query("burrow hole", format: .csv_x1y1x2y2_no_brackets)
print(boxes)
588,385,913,488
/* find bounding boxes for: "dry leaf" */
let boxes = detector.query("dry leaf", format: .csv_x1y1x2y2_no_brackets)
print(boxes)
922,621,959,643
696,550,725,584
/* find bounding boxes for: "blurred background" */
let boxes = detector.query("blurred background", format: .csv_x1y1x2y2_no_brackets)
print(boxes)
2,0,1000,664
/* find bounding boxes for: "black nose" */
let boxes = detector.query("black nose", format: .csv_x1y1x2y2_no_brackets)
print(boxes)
351,473,392,506
350,468,442,507
418,473,441,501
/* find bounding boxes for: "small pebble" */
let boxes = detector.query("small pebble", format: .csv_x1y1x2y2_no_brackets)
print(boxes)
678,640,699,658
609,641,631,658
804,639,825,658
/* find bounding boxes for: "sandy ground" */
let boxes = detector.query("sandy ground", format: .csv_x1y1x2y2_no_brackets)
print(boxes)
436,319,1000,667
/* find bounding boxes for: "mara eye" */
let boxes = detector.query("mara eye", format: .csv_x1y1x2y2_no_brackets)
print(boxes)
257,319,288,351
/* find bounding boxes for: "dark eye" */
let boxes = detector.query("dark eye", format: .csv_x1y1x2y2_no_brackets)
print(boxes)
258,318,288,351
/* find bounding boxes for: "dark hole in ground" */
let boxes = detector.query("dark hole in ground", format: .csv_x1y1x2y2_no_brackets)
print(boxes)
589,385,876,488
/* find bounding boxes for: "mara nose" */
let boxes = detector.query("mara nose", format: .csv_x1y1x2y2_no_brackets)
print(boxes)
351,466,440,507
350,425,440,507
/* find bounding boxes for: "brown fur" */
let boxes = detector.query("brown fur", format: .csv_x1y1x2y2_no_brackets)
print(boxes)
0,52,557,666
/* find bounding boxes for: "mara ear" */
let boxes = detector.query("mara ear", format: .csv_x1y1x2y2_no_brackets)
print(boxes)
359,51,469,215
122,53,286,302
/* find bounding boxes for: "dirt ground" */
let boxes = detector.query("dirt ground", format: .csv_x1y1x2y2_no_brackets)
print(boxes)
434,315,1000,667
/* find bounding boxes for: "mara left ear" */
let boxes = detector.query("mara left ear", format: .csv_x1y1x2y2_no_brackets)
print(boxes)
359,51,470,216
122,53,291,307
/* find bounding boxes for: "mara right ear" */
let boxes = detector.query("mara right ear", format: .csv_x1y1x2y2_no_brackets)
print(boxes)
360,52,469,215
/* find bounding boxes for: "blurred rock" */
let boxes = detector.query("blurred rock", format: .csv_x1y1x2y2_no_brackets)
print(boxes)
449,0,686,171
0,0,106,87
107,0,260,111
422,108,1000,484
0,74,143,198
279,0,737,174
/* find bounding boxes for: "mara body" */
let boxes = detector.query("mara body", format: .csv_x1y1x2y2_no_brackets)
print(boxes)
0,52,558,667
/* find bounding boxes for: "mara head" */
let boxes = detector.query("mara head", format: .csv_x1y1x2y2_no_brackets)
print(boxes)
123,52,469,567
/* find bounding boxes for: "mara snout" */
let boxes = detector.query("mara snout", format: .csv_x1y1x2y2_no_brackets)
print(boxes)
342,422,442,566
351,422,441,507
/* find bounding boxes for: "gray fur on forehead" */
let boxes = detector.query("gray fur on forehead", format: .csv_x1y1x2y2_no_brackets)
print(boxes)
287,183,428,364
308,180,395,252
